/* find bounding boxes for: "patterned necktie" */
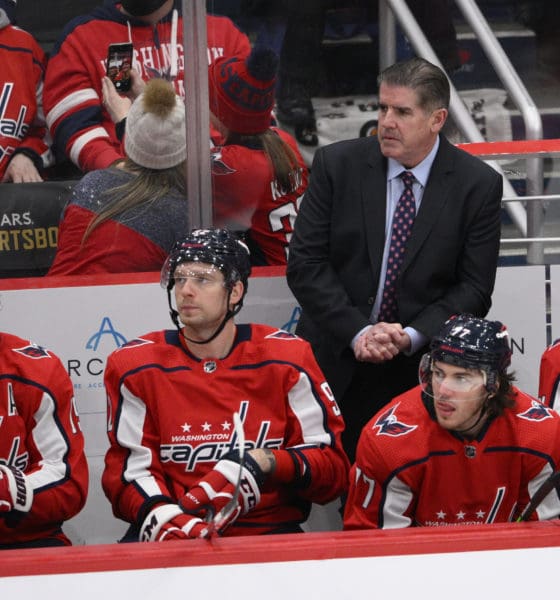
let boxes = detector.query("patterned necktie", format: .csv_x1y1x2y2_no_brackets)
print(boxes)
377,171,416,323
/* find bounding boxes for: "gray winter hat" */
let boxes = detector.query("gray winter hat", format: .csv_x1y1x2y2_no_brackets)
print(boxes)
124,78,186,170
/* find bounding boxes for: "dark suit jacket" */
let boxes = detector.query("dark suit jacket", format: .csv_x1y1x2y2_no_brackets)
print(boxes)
286,134,503,397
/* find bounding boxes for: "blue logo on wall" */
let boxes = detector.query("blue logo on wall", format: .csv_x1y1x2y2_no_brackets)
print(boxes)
281,306,301,333
86,317,127,351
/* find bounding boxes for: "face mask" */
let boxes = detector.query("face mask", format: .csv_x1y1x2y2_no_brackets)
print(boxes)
120,0,169,17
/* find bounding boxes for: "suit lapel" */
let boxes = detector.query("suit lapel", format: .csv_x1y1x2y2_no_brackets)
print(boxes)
402,137,455,271
362,141,388,284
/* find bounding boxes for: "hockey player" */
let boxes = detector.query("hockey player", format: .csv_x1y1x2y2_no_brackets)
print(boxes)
44,0,251,173
538,338,560,410
0,331,88,549
0,0,54,182
344,314,560,530
102,228,349,541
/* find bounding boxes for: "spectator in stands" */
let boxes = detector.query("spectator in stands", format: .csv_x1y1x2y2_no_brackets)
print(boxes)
538,338,560,410
209,45,308,266
0,330,88,549
286,57,503,463
102,228,349,541
47,78,188,275
344,314,560,529
43,0,250,174
0,0,54,183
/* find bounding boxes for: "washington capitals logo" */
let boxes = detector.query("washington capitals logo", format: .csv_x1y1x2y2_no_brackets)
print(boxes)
117,338,154,352
265,330,298,340
372,403,417,437
13,344,51,360
517,400,554,422
211,150,236,175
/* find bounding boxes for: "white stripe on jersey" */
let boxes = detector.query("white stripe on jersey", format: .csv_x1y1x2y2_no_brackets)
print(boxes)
46,88,99,127
28,392,69,490
118,384,164,498
552,384,560,412
531,462,560,521
70,127,110,167
287,372,332,446
382,476,414,528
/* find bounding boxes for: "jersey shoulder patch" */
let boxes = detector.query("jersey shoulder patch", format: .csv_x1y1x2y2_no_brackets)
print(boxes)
264,329,299,341
117,337,155,352
517,399,554,422
13,343,51,360
372,403,418,437
211,148,236,175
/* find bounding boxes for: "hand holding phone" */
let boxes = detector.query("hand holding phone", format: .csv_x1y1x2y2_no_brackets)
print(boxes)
106,43,134,93
102,76,132,124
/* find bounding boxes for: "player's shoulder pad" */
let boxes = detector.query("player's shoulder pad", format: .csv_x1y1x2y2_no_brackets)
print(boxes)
263,328,300,342
243,324,307,356
2,333,67,381
515,391,559,424
543,338,560,355
368,400,420,439
110,331,164,355
4,332,54,361
251,324,305,346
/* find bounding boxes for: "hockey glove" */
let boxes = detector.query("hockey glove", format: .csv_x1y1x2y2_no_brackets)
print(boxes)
179,451,265,532
139,503,209,542
0,465,33,513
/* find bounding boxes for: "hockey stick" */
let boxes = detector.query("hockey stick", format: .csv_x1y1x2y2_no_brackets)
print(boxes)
206,411,246,536
517,468,560,522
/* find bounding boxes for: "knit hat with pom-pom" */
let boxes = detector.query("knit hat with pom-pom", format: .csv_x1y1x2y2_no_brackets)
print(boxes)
208,46,278,135
125,78,186,170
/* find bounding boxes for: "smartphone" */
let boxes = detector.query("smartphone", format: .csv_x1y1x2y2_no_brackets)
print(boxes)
106,43,134,93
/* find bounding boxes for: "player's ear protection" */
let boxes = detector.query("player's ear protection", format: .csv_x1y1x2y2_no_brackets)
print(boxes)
484,371,499,395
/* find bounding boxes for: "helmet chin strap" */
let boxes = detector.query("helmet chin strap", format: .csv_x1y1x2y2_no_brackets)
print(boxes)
452,395,491,437
167,288,241,346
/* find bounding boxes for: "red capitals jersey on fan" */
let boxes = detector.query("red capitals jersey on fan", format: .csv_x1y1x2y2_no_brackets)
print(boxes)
0,24,53,179
44,0,250,172
211,128,308,265
0,333,88,546
102,324,349,536
344,386,560,530
539,338,560,410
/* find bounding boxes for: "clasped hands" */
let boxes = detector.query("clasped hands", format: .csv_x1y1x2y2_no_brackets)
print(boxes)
354,322,411,363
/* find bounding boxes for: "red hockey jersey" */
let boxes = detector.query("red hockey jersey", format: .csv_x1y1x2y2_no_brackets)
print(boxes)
0,23,53,180
344,386,560,530
0,332,88,547
102,324,349,536
211,127,309,266
44,1,250,172
539,338,560,410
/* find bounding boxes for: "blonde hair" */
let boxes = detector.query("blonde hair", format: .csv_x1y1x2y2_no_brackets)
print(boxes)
81,160,186,244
